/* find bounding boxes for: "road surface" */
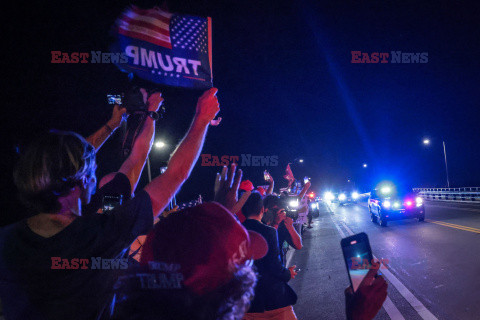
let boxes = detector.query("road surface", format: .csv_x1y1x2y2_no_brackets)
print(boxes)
288,200,480,320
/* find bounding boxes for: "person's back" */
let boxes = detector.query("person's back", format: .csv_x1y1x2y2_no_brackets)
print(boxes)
241,192,297,317
0,194,150,320
0,144,152,320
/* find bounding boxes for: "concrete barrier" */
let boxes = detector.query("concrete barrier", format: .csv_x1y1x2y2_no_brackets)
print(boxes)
413,187,480,203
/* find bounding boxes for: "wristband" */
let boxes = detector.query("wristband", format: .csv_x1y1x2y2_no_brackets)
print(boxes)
147,111,159,121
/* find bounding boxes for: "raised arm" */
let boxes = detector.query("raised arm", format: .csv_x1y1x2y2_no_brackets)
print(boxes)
298,181,311,200
118,90,163,192
86,105,126,151
266,172,274,195
144,88,220,217
283,218,303,250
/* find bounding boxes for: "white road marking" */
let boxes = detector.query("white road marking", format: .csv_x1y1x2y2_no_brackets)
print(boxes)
383,296,406,320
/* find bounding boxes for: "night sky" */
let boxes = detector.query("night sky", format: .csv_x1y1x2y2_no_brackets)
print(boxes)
3,0,480,225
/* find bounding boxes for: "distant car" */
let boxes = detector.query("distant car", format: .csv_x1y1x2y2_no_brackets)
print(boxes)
368,185,425,226
338,191,360,205
309,199,320,216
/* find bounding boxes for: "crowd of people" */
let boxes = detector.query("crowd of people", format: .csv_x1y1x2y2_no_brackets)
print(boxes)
0,88,387,320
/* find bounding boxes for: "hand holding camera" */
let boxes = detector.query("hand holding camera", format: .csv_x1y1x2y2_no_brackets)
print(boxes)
108,104,127,129
284,216,294,228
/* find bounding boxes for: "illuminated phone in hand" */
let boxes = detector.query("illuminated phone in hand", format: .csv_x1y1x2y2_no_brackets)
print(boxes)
341,232,374,292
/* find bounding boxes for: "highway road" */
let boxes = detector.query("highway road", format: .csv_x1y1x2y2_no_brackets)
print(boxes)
288,200,480,320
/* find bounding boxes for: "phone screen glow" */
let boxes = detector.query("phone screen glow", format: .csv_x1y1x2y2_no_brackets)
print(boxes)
343,240,372,292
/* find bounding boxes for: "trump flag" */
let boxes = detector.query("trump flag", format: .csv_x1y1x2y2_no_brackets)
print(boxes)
112,6,213,89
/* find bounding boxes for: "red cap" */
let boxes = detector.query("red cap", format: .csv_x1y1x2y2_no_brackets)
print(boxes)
256,186,266,196
239,180,254,192
140,202,268,295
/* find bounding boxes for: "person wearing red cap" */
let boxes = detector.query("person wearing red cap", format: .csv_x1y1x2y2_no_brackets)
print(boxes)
111,202,268,320
256,186,266,197
240,180,255,192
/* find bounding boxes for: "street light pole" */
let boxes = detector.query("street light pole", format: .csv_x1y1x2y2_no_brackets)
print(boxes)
442,141,450,188
423,137,451,188
146,157,152,183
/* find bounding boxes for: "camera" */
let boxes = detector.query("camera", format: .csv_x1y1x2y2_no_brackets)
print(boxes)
108,86,161,114
107,94,123,105
279,195,300,222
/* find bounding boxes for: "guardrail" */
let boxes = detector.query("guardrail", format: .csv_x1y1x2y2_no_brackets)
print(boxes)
413,187,480,202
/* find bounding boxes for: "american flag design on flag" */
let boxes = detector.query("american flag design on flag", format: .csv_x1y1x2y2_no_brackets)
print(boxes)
170,16,209,53
112,6,213,89
117,6,173,49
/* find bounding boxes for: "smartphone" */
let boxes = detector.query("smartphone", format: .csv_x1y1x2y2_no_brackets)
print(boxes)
107,94,123,105
102,195,123,213
341,232,374,292
264,170,271,182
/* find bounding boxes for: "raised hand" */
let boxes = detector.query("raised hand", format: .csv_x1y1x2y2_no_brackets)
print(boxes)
108,104,127,129
146,91,164,112
195,87,220,125
214,163,243,212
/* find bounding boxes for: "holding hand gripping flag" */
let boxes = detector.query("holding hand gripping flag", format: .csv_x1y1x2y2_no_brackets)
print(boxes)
112,6,213,89
284,163,295,187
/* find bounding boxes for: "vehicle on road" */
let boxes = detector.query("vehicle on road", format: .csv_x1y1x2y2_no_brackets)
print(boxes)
368,184,425,226
338,191,360,205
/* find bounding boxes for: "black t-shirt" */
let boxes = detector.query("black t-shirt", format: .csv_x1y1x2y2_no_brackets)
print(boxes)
277,222,294,266
84,173,132,215
0,173,153,320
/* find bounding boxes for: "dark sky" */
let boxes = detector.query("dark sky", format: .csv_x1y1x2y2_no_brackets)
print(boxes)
2,0,480,224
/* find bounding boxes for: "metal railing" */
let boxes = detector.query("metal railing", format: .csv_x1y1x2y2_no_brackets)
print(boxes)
413,187,480,202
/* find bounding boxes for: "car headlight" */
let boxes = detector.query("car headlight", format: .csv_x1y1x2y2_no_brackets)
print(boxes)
383,200,391,208
393,201,400,208
289,200,299,208
339,193,347,201
380,186,391,195
416,196,423,207
310,203,318,209
352,192,359,200
324,192,334,201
